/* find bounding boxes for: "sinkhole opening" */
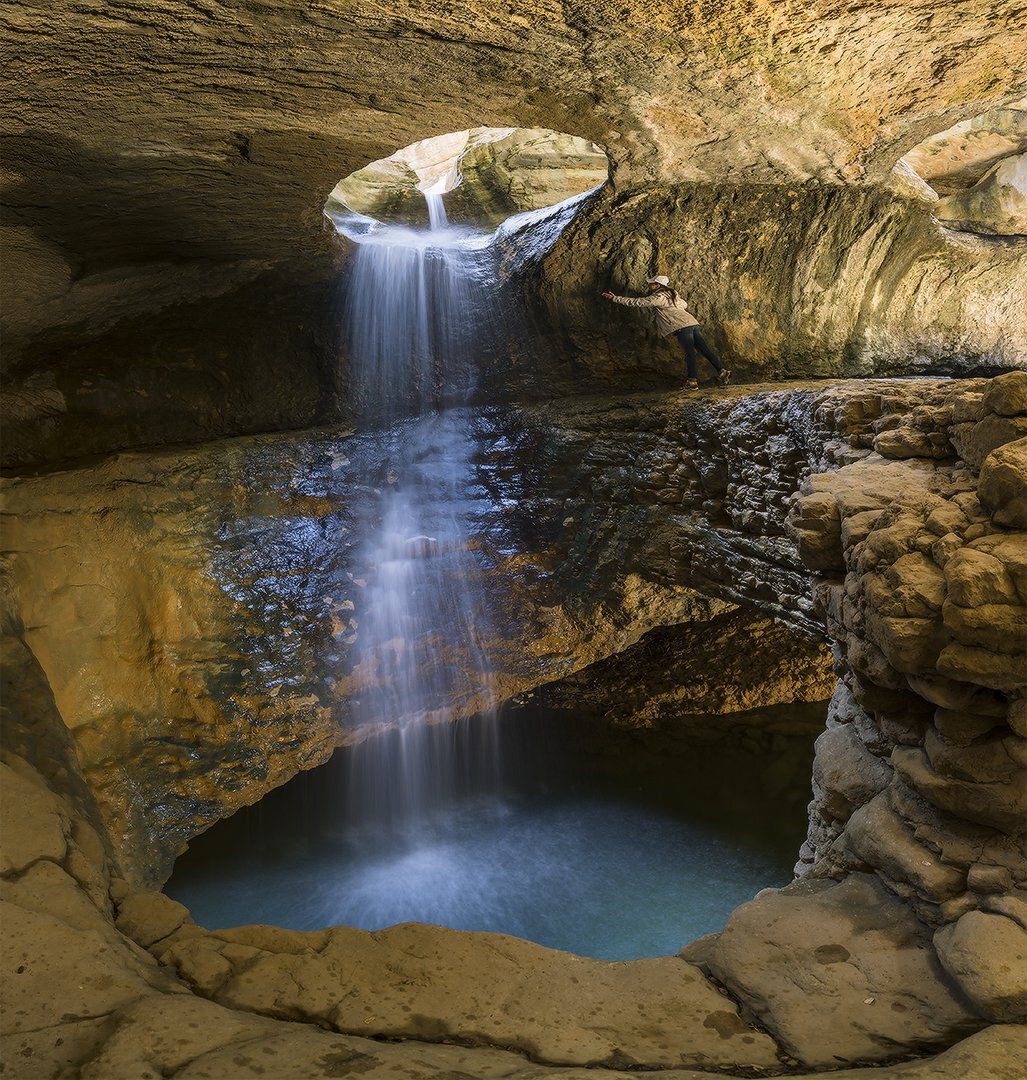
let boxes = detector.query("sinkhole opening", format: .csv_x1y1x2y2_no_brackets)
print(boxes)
324,126,609,231
166,698,826,961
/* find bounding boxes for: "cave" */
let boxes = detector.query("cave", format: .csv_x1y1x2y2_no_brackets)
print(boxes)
2,3,1026,1078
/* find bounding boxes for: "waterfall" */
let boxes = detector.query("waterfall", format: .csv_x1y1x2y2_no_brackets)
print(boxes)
342,193,500,837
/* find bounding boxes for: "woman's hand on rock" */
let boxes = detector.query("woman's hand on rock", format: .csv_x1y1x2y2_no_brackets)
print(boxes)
601,291,614,300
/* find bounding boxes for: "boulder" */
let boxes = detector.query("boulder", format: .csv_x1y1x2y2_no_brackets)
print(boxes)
982,371,1027,418
934,910,1027,1022
705,874,981,1067
952,417,1027,470
978,437,1027,529
161,921,781,1070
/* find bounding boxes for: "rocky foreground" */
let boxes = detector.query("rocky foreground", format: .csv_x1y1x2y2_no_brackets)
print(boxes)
2,374,1026,1076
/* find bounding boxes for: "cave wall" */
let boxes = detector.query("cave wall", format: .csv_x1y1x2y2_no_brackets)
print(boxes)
4,0,1025,465
778,373,1027,1024
5,376,1017,886
516,182,1027,398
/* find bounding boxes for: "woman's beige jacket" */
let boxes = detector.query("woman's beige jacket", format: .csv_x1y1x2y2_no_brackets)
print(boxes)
609,291,699,335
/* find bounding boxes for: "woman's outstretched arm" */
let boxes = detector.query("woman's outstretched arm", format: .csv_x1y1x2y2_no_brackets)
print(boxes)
601,292,666,307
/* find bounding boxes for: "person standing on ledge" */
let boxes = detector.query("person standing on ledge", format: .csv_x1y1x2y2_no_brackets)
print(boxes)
601,275,730,390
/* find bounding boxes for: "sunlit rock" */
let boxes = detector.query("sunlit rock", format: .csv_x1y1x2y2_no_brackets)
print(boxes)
936,153,1027,235
899,107,1027,195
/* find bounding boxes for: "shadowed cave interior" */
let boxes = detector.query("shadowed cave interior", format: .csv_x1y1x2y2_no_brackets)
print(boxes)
2,6,1027,1079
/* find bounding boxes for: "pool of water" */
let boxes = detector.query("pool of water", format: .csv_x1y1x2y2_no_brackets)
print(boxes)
166,703,823,960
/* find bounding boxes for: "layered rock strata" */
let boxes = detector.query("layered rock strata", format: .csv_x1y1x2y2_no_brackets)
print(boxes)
4,588,1026,1076
767,371,1027,1026
521,183,1027,396
3,377,1008,885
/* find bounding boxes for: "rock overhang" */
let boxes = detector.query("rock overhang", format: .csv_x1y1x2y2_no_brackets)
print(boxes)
4,0,1027,468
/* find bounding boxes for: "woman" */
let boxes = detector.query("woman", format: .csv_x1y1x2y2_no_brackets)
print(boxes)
601,275,730,389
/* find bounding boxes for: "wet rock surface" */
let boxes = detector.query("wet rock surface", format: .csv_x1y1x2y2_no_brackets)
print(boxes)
2,377,952,883
3,374,1027,1076
7,376,1023,887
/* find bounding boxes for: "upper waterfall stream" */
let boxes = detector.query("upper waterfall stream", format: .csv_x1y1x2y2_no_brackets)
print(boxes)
341,197,501,834
167,196,824,959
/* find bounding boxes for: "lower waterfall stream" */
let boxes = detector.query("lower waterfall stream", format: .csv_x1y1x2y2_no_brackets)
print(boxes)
168,703,823,959
167,197,824,959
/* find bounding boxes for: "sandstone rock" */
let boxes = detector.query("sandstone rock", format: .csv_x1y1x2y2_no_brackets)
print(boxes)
942,599,1027,654
811,1025,1027,1080
980,892,1027,929
812,723,893,824
162,921,780,1069
938,642,1027,693
874,426,953,460
924,727,1027,783
901,110,1027,195
935,911,1027,1022
1010,699,1027,738
839,793,967,900
936,154,1027,236
706,873,981,1067
967,865,1015,894
115,889,194,949
969,533,1027,602
952,416,1027,470
787,490,843,572
906,672,1009,716
978,437,1027,528
983,372,1027,418
933,707,1007,745
0,760,69,875
945,546,1020,606
893,745,1027,835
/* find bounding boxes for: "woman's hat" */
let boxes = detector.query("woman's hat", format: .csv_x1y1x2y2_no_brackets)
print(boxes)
647,275,671,286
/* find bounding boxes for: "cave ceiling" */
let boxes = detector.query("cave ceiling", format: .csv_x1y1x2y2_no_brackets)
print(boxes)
3,0,1025,274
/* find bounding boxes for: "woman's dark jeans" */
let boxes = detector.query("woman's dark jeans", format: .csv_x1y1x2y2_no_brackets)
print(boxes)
674,326,724,380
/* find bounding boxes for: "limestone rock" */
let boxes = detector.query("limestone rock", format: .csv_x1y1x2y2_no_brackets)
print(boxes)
935,910,1027,1022
705,874,981,1067
979,438,1027,528
983,372,1027,418
936,154,1027,236
161,921,781,1070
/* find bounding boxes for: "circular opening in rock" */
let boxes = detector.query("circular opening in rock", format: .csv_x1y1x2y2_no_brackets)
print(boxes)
324,126,609,231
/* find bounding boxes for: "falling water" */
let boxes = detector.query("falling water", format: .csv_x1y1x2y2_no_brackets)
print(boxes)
341,194,501,839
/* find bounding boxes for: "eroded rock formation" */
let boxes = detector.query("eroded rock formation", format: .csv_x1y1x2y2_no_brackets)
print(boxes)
327,127,608,228
696,371,1027,1037
4,1,1025,465
3,372,1026,1074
